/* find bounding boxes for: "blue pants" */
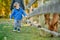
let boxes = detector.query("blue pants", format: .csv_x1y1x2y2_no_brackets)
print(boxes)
14,20,21,31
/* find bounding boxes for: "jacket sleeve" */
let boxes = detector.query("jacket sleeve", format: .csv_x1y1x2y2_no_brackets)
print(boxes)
10,9,15,19
10,0,15,10
21,8,27,16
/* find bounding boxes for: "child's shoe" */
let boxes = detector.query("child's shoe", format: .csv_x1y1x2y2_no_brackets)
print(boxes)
13,30,17,32
17,29,20,32
13,27,17,32
17,31,20,32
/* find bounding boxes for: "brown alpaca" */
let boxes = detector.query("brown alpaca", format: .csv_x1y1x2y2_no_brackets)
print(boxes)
49,13,59,31
44,14,50,25
44,13,59,37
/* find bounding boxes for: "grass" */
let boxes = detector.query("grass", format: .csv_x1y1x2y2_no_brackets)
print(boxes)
0,19,60,40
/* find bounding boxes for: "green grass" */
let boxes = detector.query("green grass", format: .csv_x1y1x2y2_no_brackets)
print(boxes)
0,19,60,40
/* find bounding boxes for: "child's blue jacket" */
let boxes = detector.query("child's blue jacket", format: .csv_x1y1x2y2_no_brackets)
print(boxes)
10,8,27,20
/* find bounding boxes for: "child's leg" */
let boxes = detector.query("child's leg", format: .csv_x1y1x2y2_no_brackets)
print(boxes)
13,20,18,31
17,20,21,32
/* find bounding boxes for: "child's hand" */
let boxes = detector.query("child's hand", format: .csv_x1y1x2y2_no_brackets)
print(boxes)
10,19,12,20
10,19,13,20
25,16,28,18
25,16,27,17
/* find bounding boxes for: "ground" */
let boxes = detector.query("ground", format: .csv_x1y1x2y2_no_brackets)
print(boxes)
0,19,60,40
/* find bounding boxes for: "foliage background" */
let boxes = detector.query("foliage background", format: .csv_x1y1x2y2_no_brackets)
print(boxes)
0,0,11,18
